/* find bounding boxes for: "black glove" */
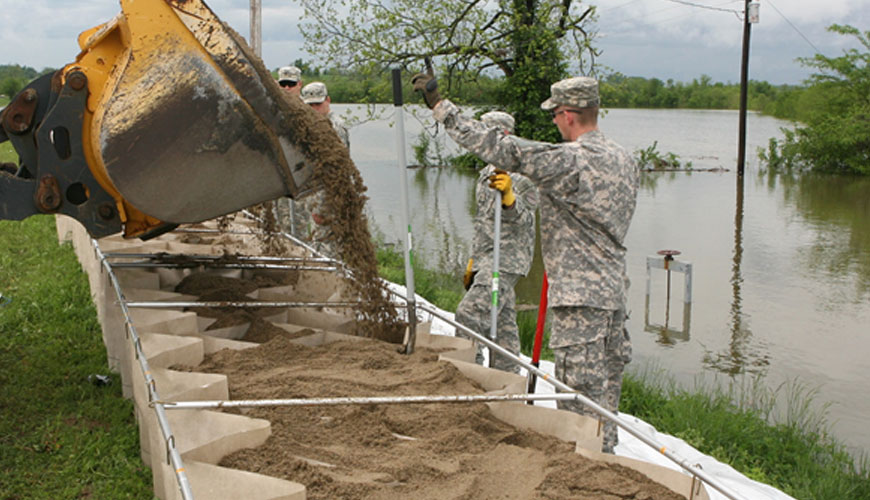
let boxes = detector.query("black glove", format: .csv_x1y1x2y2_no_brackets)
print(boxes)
411,71,442,109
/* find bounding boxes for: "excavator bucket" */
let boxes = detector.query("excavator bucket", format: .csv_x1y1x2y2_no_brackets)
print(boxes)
0,0,318,238
82,0,317,236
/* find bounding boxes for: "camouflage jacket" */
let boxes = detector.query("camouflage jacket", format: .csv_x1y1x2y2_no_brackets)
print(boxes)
471,164,538,278
435,100,639,310
328,111,350,149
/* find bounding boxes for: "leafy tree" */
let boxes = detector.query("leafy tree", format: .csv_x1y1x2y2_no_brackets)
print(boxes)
299,0,598,142
0,77,24,98
760,24,870,175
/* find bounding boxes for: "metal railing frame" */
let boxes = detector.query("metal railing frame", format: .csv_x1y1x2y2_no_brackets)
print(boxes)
93,214,743,500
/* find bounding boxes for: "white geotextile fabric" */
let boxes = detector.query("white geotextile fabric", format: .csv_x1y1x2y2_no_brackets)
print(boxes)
385,281,796,500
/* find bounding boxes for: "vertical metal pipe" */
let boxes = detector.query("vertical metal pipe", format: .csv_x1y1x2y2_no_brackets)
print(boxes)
737,0,752,177
392,68,417,353
249,0,262,57
488,199,502,368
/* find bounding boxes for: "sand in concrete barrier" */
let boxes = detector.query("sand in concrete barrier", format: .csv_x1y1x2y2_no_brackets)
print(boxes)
58,214,709,500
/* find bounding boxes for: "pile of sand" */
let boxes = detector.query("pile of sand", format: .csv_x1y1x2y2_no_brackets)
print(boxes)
174,273,314,343
185,337,686,500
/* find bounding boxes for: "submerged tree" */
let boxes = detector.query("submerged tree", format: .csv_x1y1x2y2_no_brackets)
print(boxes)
300,0,598,142
760,24,870,175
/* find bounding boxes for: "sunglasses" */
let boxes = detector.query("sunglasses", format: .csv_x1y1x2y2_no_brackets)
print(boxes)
279,80,298,88
550,109,579,118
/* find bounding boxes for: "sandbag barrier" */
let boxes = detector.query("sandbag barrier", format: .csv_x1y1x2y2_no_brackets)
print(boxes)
56,214,718,500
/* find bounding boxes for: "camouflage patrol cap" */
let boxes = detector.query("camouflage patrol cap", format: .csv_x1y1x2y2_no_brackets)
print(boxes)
481,111,515,134
540,76,599,111
277,65,301,83
301,82,328,104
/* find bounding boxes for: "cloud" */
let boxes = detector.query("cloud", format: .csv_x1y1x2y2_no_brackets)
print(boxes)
593,0,870,83
0,0,309,71
1,0,867,84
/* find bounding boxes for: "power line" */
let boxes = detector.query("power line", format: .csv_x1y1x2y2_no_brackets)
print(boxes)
646,0,741,27
765,0,822,54
664,0,742,20
596,0,647,14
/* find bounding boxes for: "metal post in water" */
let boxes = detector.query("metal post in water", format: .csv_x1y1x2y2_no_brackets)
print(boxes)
392,67,417,354
736,0,753,177
657,249,681,329
249,0,261,57
488,199,502,368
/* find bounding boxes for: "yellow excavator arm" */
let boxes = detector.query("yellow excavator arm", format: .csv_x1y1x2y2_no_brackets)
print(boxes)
0,0,315,238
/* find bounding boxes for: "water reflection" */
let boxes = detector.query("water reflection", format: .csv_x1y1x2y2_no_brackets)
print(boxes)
765,170,870,302
703,176,770,375
643,252,693,346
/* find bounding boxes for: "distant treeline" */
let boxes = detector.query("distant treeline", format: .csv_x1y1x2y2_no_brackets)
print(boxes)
1,63,805,122
288,65,806,121
600,73,805,121
0,64,55,98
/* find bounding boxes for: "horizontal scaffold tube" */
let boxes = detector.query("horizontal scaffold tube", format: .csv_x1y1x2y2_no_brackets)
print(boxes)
157,393,587,409
125,300,402,309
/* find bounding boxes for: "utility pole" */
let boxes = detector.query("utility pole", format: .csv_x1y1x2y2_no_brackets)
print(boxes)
250,0,262,57
737,1,760,177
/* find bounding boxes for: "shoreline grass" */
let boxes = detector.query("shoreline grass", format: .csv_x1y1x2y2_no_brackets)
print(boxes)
3,219,868,499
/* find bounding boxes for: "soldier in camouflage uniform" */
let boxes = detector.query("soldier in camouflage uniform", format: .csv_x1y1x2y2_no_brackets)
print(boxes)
277,65,302,96
413,72,638,453
284,82,351,257
456,111,539,373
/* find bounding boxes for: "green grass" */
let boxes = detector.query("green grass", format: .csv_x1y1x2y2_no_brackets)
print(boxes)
0,216,153,499
376,244,466,313
0,141,16,163
620,370,870,500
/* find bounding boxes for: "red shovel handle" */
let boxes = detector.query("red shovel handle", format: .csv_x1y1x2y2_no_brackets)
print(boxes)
532,273,548,364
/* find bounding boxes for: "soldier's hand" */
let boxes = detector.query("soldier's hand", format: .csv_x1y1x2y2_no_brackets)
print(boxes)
462,258,476,290
411,69,442,110
488,169,516,207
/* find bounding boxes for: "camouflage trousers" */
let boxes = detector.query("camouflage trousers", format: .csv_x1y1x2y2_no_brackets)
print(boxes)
455,272,521,373
551,306,631,453
274,197,336,257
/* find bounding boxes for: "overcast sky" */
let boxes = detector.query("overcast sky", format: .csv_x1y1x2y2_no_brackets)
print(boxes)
0,0,867,85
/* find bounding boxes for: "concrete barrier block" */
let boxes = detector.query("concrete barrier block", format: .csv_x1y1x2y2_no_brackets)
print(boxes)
140,332,204,369
160,460,305,500
129,310,200,335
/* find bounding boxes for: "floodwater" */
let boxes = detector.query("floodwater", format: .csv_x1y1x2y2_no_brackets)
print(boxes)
335,104,870,457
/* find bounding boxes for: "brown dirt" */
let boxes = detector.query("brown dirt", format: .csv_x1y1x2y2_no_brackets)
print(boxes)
226,24,404,343
215,22,404,344
174,272,310,342
193,337,686,500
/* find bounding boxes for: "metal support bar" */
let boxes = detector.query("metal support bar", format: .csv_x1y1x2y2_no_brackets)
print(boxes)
488,197,502,367
94,242,194,500
646,256,693,304
109,262,338,272
159,392,589,410
103,252,335,264
125,300,402,309
392,67,417,354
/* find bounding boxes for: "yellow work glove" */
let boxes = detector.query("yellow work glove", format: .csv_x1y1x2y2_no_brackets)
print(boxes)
488,169,516,207
463,258,476,290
